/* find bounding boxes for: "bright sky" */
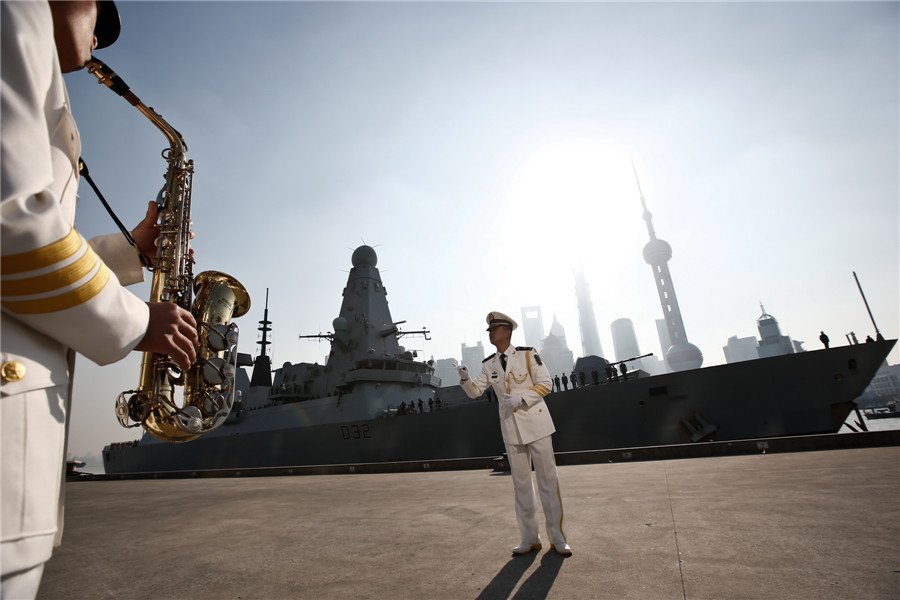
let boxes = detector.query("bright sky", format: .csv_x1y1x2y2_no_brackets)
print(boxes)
63,1,899,462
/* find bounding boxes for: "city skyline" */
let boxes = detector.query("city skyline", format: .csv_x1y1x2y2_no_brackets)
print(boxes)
435,287,823,377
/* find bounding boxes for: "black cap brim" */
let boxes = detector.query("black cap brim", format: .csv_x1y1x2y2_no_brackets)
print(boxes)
94,1,121,49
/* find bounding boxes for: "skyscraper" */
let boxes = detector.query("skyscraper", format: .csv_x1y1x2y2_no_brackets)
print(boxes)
574,267,604,358
723,335,759,363
611,318,642,368
634,164,702,371
521,306,545,349
756,303,795,358
460,341,485,375
655,318,671,360
540,315,575,379
432,357,461,388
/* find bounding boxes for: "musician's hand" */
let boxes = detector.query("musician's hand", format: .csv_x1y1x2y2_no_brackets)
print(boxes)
131,202,195,266
135,302,199,371
130,201,160,265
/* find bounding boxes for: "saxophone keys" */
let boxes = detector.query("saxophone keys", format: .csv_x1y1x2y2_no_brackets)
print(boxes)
175,406,204,433
222,362,236,380
114,394,131,427
206,323,237,352
202,357,230,385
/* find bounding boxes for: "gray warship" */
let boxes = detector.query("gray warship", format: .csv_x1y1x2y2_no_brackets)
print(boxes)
102,245,896,473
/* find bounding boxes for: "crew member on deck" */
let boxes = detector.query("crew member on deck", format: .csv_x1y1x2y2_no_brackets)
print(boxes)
457,311,571,556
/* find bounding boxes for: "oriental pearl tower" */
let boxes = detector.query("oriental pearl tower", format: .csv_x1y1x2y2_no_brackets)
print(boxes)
633,164,703,371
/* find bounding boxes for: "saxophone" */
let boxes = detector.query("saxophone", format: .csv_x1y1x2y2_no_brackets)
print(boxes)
86,57,251,443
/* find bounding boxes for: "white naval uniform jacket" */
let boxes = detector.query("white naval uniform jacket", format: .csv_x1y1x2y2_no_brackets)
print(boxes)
1,1,150,576
461,346,555,446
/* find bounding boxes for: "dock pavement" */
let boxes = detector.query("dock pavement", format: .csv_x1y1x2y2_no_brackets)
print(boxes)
39,445,899,600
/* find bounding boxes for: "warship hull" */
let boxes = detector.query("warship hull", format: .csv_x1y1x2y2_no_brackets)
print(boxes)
102,339,895,474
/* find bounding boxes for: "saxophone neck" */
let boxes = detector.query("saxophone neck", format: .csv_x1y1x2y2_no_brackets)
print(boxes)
86,56,188,153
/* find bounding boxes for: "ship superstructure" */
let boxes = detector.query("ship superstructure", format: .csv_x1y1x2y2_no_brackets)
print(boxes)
245,245,438,418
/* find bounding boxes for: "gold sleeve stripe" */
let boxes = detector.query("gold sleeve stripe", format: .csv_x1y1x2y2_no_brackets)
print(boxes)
1,262,110,314
1,229,82,275
531,384,551,397
1,247,99,296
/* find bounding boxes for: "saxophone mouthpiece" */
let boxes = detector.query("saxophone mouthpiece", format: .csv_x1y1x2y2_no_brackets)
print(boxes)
87,56,133,99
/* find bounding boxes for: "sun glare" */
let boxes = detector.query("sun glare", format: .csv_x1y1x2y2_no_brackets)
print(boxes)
505,139,648,259
487,138,655,348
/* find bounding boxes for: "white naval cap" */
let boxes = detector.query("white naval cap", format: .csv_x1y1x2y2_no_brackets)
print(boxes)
486,311,518,331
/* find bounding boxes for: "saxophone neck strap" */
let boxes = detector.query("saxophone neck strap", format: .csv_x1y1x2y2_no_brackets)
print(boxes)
79,157,153,269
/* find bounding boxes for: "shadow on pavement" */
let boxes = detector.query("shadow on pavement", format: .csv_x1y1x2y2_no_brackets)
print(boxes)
476,550,567,600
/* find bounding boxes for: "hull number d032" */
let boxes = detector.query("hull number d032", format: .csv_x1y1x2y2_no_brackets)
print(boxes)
341,424,372,440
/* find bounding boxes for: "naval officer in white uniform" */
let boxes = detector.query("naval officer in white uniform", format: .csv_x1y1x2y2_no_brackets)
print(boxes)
458,312,571,556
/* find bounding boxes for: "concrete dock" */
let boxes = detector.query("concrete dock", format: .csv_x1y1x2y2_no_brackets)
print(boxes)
39,446,899,599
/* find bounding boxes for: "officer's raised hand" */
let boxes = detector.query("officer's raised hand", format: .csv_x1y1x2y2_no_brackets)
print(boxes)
457,364,469,381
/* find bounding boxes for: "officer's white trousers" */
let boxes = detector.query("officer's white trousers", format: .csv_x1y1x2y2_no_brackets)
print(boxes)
506,435,567,546
1,384,67,596
1,564,44,600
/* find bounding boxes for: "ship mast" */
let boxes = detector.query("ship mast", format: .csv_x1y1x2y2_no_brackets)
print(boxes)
249,289,273,387
258,289,272,358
